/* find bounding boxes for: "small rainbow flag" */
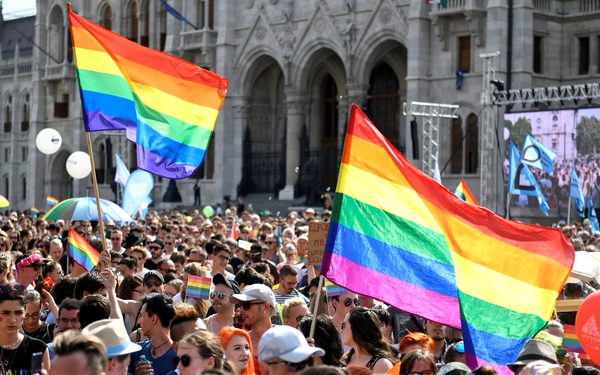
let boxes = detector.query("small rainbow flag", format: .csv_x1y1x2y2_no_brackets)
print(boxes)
186,274,211,300
30,206,39,214
325,278,346,297
454,179,479,205
67,229,101,272
47,195,59,206
562,324,589,359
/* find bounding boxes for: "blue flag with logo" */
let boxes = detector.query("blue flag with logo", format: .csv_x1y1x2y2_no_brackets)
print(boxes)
509,142,538,197
588,198,600,234
570,169,585,217
114,154,130,188
160,0,198,30
122,170,154,216
520,134,557,173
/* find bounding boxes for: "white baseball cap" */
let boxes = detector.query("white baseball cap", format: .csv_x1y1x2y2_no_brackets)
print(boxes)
259,325,324,363
230,284,277,316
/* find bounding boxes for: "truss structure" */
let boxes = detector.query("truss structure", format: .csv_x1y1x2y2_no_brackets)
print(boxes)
492,83,600,106
403,101,459,177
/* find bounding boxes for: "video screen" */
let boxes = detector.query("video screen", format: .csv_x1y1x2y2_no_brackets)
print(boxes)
504,108,600,212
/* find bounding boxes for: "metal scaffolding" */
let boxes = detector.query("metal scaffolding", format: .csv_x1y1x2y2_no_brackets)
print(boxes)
403,101,460,177
480,51,500,211
491,82,600,106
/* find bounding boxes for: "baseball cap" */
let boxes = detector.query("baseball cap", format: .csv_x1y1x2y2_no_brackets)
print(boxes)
258,325,324,363
230,284,277,315
143,270,165,285
82,319,141,358
213,273,241,294
148,239,164,249
438,362,471,375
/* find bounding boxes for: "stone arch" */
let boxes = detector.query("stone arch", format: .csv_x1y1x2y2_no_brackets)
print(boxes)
47,5,65,63
291,39,346,91
49,150,71,200
97,1,113,31
354,31,408,86
235,49,285,96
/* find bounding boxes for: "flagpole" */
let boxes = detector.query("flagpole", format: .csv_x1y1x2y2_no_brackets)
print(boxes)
309,276,325,339
505,193,511,219
567,198,572,226
85,132,109,268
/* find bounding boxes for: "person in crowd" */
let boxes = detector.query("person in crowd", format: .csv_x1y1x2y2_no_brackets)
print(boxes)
219,326,255,375
164,279,183,299
157,259,177,278
425,320,448,364
170,302,207,350
443,341,466,365
175,330,228,375
79,294,111,329
54,298,82,336
49,239,64,263
43,259,64,284
129,294,177,375
110,230,126,254
400,349,438,375
274,265,306,305
330,291,360,333
205,273,240,334
119,257,138,279
399,332,435,355
82,319,142,375
15,253,43,285
74,272,107,299
117,275,144,333
507,339,560,375
231,283,278,373
0,252,14,284
341,307,395,373
22,289,54,343
258,325,324,375
145,239,165,271
50,331,108,375
130,247,150,278
211,243,234,278
298,315,344,367
0,283,50,373
369,306,396,353
143,270,165,295
282,297,309,329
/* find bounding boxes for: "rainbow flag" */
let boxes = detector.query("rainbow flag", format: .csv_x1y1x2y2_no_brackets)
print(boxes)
67,5,228,179
562,324,589,358
323,104,574,371
30,206,39,214
186,274,211,300
325,279,346,297
454,179,478,205
47,195,59,206
67,229,101,272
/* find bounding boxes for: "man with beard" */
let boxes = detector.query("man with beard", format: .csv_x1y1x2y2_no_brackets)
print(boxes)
204,273,240,334
425,319,448,364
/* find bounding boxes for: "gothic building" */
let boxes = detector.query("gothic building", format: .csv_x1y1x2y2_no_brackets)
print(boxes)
1,0,600,213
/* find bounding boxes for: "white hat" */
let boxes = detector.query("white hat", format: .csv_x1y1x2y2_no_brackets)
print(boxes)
258,325,324,363
82,319,142,358
230,284,277,316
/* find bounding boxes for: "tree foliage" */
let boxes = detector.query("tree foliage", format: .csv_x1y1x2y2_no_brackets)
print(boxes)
575,116,600,156
506,117,532,148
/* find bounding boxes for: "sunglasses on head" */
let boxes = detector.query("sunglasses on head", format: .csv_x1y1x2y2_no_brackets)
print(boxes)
173,354,203,368
0,284,28,296
343,298,360,307
237,301,264,310
267,357,313,372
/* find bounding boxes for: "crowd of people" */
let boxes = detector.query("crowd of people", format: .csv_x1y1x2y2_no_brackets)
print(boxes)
0,205,598,375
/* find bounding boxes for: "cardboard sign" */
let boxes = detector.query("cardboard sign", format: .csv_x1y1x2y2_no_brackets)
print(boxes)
307,222,329,265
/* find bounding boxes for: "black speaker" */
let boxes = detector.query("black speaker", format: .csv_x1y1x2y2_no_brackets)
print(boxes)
411,118,419,159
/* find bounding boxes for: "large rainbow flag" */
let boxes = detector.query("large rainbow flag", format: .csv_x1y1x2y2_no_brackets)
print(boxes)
323,104,574,371
67,4,228,179
67,229,101,272
454,179,478,205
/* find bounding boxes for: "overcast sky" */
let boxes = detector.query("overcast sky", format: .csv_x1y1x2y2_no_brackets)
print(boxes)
3,0,36,20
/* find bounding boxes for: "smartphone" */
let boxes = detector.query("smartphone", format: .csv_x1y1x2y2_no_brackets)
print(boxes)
31,352,43,374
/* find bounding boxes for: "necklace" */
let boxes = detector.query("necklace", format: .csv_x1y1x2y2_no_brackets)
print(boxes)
150,338,170,356
0,336,20,349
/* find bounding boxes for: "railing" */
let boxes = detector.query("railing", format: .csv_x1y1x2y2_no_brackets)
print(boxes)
44,63,75,81
580,0,600,11
533,0,551,12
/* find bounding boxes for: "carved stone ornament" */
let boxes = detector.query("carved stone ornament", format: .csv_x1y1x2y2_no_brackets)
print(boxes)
431,15,449,51
379,7,392,23
255,24,266,40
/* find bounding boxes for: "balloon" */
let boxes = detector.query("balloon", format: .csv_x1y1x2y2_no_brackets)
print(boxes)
203,205,214,218
66,151,92,179
36,128,62,155
503,127,510,141
575,290,600,364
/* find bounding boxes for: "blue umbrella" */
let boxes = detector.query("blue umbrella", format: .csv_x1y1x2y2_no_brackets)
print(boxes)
42,197,132,224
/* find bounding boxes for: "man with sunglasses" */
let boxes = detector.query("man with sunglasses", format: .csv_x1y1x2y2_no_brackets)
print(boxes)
258,325,324,375
231,283,278,373
330,291,360,334
143,270,165,295
204,273,240,335
145,239,165,271
15,253,43,286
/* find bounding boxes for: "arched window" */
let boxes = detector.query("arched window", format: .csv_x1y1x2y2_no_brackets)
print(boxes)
4,95,12,133
21,176,26,201
366,62,401,151
464,113,478,174
158,5,167,51
197,0,214,30
2,175,9,199
450,116,463,174
48,6,65,63
96,142,106,184
21,93,30,132
99,3,112,31
322,74,338,141
140,0,150,47
127,1,139,42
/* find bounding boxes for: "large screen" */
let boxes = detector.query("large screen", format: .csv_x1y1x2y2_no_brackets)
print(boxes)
504,108,600,214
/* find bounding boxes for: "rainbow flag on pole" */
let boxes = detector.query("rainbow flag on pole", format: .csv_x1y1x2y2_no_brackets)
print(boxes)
562,324,589,359
454,179,478,205
186,275,211,300
67,228,101,272
47,195,59,206
323,104,574,372
68,4,228,179
325,279,346,297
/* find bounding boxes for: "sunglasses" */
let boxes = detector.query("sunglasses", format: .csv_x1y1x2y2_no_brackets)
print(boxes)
173,354,203,368
237,301,264,310
110,237,120,241
210,291,231,300
160,268,176,273
267,357,313,372
148,246,162,251
0,284,28,296
343,298,360,307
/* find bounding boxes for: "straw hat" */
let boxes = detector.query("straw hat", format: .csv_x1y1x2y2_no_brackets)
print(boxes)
82,319,142,358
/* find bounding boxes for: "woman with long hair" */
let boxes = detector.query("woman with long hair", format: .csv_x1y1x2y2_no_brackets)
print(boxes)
218,326,255,375
400,349,438,375
299,314,344,367
176,330,230,375
117,275,144,333
341,307,396,373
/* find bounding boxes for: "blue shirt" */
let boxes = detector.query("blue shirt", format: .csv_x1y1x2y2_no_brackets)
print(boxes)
128,340,177,375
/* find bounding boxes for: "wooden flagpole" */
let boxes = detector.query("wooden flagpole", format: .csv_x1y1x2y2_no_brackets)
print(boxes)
85,132,110,269
308,275,325,339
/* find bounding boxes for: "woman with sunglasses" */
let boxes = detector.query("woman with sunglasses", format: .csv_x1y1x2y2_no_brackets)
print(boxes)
117,275,144,333
341,307,396,373
400,349,438,375
218,327,255,375
175,330,229,375
0,284,50,374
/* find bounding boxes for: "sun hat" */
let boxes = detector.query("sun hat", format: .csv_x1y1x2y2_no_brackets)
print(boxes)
507,339,558,369
82,319,142,358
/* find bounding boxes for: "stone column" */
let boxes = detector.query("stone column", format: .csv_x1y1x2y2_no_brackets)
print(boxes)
230,97,249,198
279,92,306,200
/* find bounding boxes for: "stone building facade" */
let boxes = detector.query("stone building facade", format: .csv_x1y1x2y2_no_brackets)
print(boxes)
2,0,600,212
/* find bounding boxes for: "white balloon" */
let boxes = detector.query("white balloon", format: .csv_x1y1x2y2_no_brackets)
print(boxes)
36,128,62,155
66,151,92,179
503,127,510,141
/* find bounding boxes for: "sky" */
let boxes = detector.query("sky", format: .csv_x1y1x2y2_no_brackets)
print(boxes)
2,0,37,20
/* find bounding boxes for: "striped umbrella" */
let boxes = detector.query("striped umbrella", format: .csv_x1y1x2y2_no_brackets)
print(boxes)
0,195,8,208
42,197,132,223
